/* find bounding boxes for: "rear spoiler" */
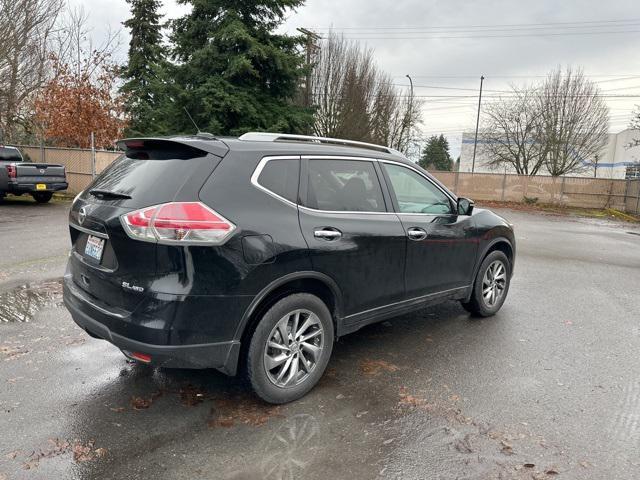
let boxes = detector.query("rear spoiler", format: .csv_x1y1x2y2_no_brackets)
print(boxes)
116,136,229,158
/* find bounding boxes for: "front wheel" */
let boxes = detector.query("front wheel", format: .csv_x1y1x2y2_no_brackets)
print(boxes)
246,293,334,404
462,250,511,317
32,192,53,203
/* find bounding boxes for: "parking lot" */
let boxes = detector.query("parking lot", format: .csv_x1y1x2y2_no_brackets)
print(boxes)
1,197,639,480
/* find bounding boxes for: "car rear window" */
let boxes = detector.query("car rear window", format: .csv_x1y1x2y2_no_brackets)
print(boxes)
0,147,22,162
87,143,219,208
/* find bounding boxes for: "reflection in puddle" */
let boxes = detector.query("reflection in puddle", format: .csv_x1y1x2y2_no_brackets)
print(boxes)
0,279,63,323
261,414,320,480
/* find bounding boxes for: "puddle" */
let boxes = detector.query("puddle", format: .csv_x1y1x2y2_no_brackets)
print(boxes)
0,279,63,323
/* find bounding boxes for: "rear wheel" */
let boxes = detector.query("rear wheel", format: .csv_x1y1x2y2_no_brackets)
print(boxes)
32,192,53,203
462,250,511,317
246,293,334,404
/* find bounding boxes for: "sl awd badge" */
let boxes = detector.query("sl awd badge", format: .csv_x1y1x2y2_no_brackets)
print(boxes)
122,281,144,293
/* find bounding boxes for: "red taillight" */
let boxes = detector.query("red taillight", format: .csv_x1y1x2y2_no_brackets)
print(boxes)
6,164,16,178
121,202,235,245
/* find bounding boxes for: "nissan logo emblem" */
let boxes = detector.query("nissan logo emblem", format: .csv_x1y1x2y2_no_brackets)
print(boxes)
39,169,45,174
78,206,87,225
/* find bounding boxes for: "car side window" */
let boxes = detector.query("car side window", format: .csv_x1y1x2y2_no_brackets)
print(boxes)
305,159,386,212
383,163,453,215
257,159,300,203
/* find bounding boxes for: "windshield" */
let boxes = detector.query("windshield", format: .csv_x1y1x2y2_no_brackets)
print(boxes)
0,147,22,162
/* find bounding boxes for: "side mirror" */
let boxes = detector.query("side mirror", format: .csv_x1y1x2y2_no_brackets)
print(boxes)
457,197,474,216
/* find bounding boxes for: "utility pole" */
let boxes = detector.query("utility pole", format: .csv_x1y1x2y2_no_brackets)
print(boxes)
471,75,485,174
297,28,321,108
406,74,414,158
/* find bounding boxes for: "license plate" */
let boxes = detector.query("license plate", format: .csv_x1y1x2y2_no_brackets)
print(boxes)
85,235,105,262
36,183,47,191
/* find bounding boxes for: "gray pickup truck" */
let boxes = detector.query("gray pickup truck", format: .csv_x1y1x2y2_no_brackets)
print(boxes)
0,145,68,203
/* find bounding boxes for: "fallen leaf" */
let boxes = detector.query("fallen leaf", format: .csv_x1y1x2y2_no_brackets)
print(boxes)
545,468,559,475
94,448,107,458
130,396,152,410
359,359,400,376
524,463,535,468
500,440,514,455
5,450,20,459
110,407,126,412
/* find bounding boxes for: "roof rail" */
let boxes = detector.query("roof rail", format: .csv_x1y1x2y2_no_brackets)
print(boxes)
238,132,403,156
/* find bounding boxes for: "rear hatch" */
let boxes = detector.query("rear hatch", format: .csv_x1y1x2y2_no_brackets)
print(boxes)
68,139,227,312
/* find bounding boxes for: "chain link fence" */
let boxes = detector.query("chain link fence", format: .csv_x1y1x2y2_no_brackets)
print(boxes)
8,145,640,215
431,171,640,215
14,145,121,195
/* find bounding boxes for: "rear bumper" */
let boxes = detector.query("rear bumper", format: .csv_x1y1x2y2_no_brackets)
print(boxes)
7,181,68,193
63,274,241,375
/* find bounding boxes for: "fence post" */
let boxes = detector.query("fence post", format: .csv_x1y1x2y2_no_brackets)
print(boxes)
623,179,630,212
40,141,45,164
501,171,507,202
636,181,640,215
560,177,566,205
90,132,96,178
453,170,459,195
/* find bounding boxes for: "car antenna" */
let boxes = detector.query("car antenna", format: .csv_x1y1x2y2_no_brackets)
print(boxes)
183,107,216,139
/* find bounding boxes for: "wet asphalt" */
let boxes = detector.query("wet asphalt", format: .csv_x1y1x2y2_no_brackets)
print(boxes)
1,196,639,480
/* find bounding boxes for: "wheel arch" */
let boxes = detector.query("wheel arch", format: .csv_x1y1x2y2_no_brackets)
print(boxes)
232,272,343,372
471,235,515,286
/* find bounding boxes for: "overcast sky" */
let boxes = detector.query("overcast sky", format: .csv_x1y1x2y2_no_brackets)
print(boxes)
73,0,640,157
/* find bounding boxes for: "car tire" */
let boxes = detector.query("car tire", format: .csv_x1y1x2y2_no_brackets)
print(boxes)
32,192,53,203
246,293,334,404
461,250,511,317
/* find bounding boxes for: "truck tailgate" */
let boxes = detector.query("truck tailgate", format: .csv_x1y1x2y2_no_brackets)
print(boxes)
15,163,66,182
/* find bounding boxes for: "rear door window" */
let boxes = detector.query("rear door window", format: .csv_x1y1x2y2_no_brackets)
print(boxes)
304,159,386,212
256,159,300,203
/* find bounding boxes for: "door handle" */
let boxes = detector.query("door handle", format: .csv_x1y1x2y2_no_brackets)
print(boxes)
314,228,342,240
407,227,428,241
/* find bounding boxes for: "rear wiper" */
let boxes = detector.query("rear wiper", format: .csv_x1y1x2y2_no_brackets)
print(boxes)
89,189,132,200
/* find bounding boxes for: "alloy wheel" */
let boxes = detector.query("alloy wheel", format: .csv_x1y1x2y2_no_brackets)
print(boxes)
482,260,507,307
264,309,324,388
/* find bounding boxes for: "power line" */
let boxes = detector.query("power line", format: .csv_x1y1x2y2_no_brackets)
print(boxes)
310,18,640,30
336,30,640,40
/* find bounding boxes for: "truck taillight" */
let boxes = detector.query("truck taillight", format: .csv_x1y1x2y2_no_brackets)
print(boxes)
121,202,235,245
6,164,16,178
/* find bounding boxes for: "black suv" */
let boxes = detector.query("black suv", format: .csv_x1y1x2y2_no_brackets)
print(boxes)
63,133,515,403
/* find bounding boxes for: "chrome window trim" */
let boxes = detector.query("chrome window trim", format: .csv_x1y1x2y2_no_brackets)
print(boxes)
301,155,390,214
250,154,456,216
250,155,300,208
298,205,396,216
378,159,457,214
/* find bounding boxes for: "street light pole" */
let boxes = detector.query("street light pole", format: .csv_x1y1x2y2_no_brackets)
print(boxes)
471,75,485,174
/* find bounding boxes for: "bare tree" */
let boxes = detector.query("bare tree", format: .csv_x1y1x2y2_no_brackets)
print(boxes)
537,66,609,176
480,86,545,175
0,0,63,142
312,32,421,153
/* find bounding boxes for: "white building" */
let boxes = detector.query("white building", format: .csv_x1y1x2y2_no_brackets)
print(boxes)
459,128,640,179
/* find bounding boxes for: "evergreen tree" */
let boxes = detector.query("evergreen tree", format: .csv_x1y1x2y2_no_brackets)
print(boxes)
120,0,167,135
166,0,313,135
418,134,453,171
